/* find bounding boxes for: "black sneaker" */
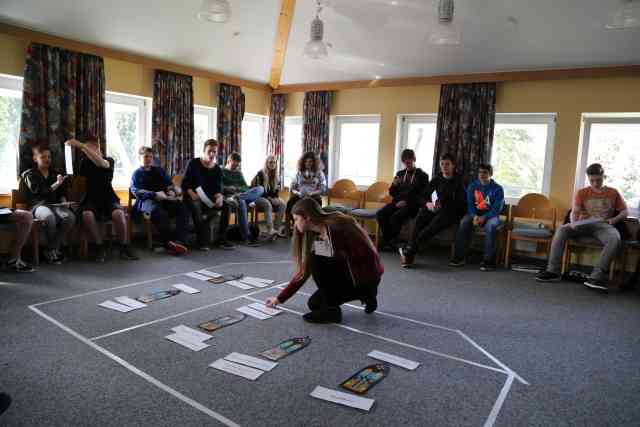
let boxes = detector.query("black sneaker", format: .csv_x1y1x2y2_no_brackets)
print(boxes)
94,245,106,263
480,261,496,272
6,259,35,273
119,245,139,261
215,240,235,250
302,308,342,324
197,245,211,252
44,249,62,265
243,239,261,247
399,247,415,268
448,257,465,267
363,296,378,314
584,277,609,292
0,393,11,416
535,271,561,282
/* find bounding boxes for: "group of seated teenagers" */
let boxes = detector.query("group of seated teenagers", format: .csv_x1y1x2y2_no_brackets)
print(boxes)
379,148,630,290
1,137,329,272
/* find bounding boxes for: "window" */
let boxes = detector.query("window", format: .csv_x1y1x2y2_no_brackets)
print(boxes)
491,114,556,202
241,114,267,181
283,116,303,187
332,115,381,186
0,74,22,193
576,114,640,216
105,92,150,187
194,106,216,156
396,114,437,175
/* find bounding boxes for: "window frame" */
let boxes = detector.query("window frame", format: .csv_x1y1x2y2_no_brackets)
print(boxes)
240,112,268,179
492,113,557,205
394,113,438,174
283,116,303,188
0,73,24,194
330,114,381,187
575,113,640,216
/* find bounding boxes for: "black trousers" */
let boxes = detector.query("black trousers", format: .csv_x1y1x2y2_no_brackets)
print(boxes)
406,208,461,256
148,201,188,245
184,199,230,246
375,202,418,244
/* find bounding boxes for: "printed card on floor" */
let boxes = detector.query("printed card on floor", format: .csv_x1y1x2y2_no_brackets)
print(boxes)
224,353,278,372
310,386,375,412
172,284,200,294
195,270,222,279
207,273,244,284
198,313,246,332
236,306,272,320
114,296,147,310
239,277,274,288
137,289,181,304
226,280,253,290
165,333,210,351
209,359,264,381
340,364,389,395
368,350,420,370
247,302,283,316
259,337,311,361
185,272,213,281
171,325,213,342
98,300,136,313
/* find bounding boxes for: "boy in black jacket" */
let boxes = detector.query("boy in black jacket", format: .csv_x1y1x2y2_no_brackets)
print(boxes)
399,153,466,267
376,149,429,249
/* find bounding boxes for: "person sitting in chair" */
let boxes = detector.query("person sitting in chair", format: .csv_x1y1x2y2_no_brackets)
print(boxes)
251,155,287,240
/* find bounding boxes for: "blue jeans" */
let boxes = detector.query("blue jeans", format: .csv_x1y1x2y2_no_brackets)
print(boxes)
236,186,265,240
454,214,501,262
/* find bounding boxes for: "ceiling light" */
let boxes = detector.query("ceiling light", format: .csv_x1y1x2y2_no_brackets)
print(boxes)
606,0,640,29
438,0,454,23
197,0,231,23
304,1,328,59
430,0,461,45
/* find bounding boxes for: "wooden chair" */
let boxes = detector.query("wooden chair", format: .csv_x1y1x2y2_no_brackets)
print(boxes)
351,181,391,248
127,191,153,249
10,186,40,266
325,179,362,214
504,193,557,268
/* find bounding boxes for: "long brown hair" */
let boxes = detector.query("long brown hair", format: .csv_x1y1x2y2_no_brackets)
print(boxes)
297,151,321,173
261,155,279,193
290,197,371,280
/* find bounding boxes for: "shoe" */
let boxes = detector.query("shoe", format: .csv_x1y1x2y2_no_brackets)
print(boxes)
215,240,236,250
119,245,140,261
303,308,342,324
0,393,11,416
448,258,465,267
44,249,62,265
399,247,415,268
54,249,66,264
197,245,211,252
6,258,35,273
584,277,609,292
166,241,188,256
94,245,106,263
536,271,561,282
363,296,378,314
277,227,288,238
480,261,496,272
243,239,261,247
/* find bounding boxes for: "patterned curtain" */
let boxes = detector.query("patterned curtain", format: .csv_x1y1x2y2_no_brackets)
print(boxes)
303,91,331,175
19,43,106,174
217,83,245,165
266,94,286,185
152,70,194,176
433,83,496,183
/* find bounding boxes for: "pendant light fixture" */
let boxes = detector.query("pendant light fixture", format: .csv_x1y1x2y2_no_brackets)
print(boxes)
429,0,461,45
304,0,329,59
197,0,231,24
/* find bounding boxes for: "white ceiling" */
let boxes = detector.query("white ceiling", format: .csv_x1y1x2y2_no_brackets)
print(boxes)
1,0,639,85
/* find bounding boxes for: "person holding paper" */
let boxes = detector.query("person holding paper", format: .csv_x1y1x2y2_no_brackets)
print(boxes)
181,139,234,251
66,137,138,263
376,149,429,250
265,197,384,324
285,152,327,231
537,163,628,290
222,152,264,246
130,146,188,255
399,153,466,267
251,155,287,240
449,164,504,271
0,207,34,272
20,145,76,264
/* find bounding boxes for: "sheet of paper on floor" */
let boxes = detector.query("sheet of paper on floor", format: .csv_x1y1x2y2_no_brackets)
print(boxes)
209,359,264,381
98,300,136,313
172,284,201,294
236,306,273,320
226,280,253,290
224,352,278,371
114,296,147,310
310,386,375,411
185,272,214,281
171,325,213,342
247,302,283,316
368,350,420,370
165,333,210,351
195,270,222,279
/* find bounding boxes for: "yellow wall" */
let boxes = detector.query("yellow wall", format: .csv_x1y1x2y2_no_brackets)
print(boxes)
286,76,640,211
0,33,269,114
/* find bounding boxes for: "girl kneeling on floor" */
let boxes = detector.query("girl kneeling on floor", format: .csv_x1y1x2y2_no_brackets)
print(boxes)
266,197,383,323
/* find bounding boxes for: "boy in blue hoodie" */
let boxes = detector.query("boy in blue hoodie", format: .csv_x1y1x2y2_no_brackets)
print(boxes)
449,164,504,271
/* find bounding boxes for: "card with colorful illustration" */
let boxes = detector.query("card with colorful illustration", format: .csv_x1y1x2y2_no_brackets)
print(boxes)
340,364,389,395
207,273,245,284
198,313,246,332
136,288,181,304
259,337,311,361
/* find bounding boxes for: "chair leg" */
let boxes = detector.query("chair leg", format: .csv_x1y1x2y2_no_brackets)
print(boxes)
145,220,153,250
504,235,512,269
374,221,379,249
31,224,40,266
561,243,570,274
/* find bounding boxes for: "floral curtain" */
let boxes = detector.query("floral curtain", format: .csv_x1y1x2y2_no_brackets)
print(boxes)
303,91,331,174
19,43,106,174
217,83,245,165
152,70,194,176
266,94,286,185
433,83,497,183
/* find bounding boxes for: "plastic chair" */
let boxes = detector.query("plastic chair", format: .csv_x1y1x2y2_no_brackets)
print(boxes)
325,179,362,214
10,185,40,266
351,181,391,248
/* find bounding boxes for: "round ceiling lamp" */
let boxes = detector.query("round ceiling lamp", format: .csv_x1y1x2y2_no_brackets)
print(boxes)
304,1,329,59
197,0,231,23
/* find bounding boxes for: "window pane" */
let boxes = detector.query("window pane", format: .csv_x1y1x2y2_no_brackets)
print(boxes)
587,123,640,212
406,122,436,175
194,113,209,156
106,101,140,187
337,121,380,186
241,118,265,181
492,123,548,199
0,87,21,191
283,121,303,187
